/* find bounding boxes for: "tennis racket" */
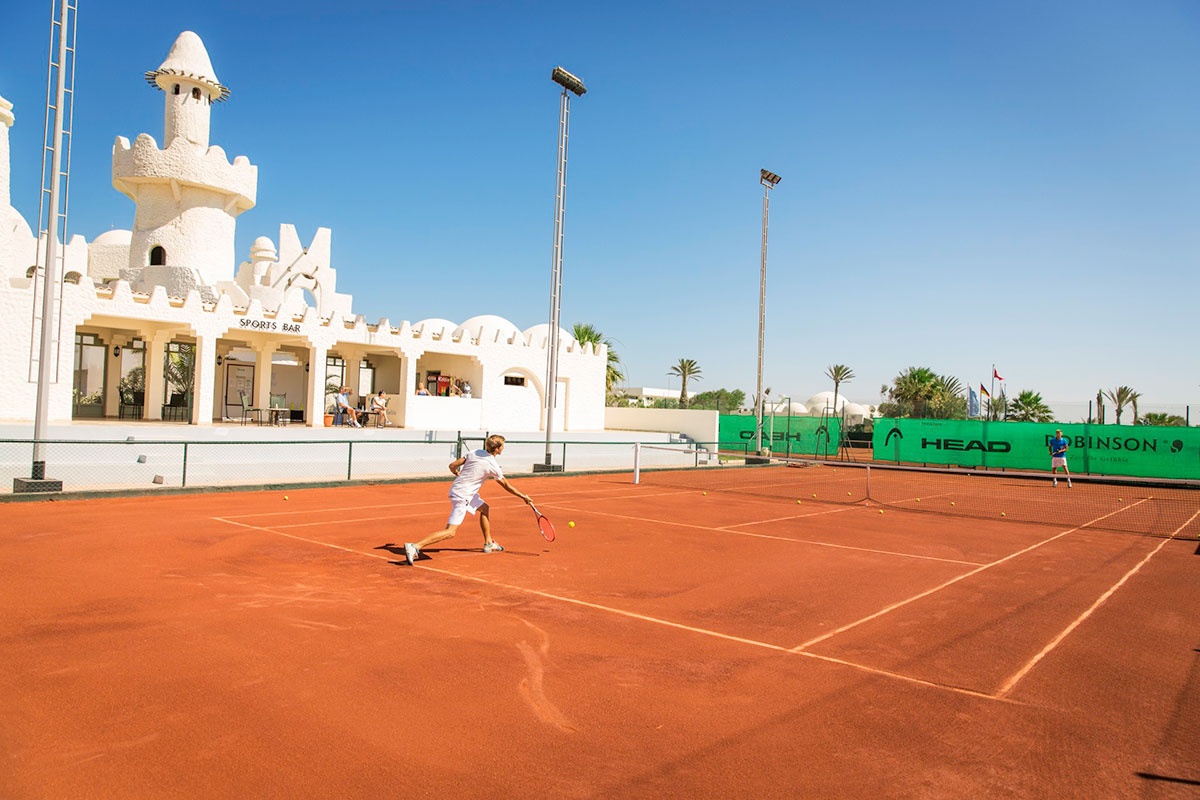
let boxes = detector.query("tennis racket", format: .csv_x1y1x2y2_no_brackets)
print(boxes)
529,503,556,542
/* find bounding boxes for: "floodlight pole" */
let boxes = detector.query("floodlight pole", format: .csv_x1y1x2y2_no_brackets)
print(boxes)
755,169,780,455
20,0,75,493
540,67,586,472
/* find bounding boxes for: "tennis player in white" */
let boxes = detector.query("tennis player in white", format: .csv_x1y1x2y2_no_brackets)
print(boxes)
404,435,533,565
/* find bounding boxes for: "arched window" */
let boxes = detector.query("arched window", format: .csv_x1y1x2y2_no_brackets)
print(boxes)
192,87,202,100
149,246,166,266
172,84,180,95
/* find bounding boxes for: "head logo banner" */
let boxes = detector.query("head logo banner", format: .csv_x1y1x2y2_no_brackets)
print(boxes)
874,418,1200,480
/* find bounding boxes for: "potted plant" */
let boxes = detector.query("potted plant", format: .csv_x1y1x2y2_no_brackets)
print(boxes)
324,377,340,426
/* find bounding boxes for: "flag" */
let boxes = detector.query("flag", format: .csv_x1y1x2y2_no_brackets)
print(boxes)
968,387,980,417
993,367,1004,381
980,384,991,399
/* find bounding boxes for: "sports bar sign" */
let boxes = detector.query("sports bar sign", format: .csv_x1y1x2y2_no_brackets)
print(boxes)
873,418,1200,480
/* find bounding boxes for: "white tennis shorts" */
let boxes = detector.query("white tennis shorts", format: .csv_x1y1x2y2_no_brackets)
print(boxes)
447,495,485,525
1051,456,1068,468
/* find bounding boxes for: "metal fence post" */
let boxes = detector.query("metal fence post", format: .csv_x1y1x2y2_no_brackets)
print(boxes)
182,442,188,487
347,440,353,481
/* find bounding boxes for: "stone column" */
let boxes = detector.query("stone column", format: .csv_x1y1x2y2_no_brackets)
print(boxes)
143,332,170,420
191,333,217,426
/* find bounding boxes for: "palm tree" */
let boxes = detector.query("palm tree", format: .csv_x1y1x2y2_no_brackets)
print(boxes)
884,366,938,417
825,364,855,413
163,343,195,406
880,367,968,419
1007,390,1054,422
669,358,702,408
572,323,624,402
1103,386,1139,424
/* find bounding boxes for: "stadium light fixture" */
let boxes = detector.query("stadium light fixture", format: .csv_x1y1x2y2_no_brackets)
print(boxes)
538,66,587,472
551,66,587,97
755,168,781,455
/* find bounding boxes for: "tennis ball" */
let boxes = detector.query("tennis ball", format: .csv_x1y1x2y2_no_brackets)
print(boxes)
915,498,921,502
1001,512,1006,517
568,521,575,528
879,509,884,514
283,495,289,501
796,499,802,504
702,492,707,496
950,501,956,506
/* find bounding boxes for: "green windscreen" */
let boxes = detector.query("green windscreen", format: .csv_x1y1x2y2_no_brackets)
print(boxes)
719,414,841,458
872,418,1200,480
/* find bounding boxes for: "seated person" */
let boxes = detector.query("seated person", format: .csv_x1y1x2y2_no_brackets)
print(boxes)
335,387,361,427
448,380,463,397
460,380,472,398
370,390,391,426
416,385,430,396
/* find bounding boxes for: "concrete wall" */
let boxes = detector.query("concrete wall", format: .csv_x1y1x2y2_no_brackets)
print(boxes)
604,407,720,446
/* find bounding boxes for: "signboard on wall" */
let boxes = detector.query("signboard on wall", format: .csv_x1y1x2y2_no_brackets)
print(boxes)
225,364,254,406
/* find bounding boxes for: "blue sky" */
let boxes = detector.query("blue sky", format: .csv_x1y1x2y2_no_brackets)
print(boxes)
2,1,1198,416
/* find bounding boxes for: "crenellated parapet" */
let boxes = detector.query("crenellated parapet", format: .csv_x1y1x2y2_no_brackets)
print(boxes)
112,133,256,212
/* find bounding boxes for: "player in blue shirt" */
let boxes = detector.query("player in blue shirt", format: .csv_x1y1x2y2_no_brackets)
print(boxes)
1048,429,1072,487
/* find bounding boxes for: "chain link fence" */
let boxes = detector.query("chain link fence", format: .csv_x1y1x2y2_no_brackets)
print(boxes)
0,435,708,496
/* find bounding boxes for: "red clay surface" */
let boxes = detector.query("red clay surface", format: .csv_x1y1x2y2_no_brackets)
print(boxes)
2,471,1199,799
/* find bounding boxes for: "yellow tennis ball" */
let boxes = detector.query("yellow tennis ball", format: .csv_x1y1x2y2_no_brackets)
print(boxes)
879,509,884,514
915,498,921,502
568,521,575,528
950,501,956,506
702,492,707,496
1000,512,1006,517
283,495,289,501
796,499,802,504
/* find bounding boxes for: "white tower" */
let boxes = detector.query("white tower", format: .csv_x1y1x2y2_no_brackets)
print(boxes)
111,31,256,296
0,94,13,209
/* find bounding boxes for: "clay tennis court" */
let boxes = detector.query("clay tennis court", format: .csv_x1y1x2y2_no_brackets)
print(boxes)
2,467,1198,798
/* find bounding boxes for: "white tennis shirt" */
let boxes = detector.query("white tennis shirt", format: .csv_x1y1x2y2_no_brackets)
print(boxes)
448,449,503,501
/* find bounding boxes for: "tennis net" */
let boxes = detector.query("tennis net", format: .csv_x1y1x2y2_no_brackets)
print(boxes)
632,450,1200,539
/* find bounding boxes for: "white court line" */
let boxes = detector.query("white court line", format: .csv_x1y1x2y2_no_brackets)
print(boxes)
211,514,1010,702
563,505,982,565
995,533,1172,698
792,499,1152,653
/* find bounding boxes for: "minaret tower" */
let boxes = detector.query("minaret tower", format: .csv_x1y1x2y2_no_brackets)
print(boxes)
112,31,256,295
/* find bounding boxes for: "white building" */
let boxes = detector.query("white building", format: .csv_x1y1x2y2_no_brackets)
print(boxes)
0,31,606,431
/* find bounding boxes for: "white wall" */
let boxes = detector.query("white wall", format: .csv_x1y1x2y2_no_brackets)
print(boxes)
604,407,719,446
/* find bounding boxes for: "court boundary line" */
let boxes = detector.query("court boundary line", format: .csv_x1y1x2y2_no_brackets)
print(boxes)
791,499,1153,653
211,515,1015,704
554,504,986,566
995,533,1173,698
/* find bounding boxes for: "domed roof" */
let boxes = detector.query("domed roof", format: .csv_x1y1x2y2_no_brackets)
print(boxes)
454,315,522,344
145,31,230,102
804,391,845,414
523,323,576,348
250,236,277,261
92,228,132,246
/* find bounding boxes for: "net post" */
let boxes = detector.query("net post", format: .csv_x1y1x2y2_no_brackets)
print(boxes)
182,442,188,488
865,463,870,501
633,442,641,484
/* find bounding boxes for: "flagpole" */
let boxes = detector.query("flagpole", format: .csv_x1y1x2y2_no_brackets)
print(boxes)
990,364,996,420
